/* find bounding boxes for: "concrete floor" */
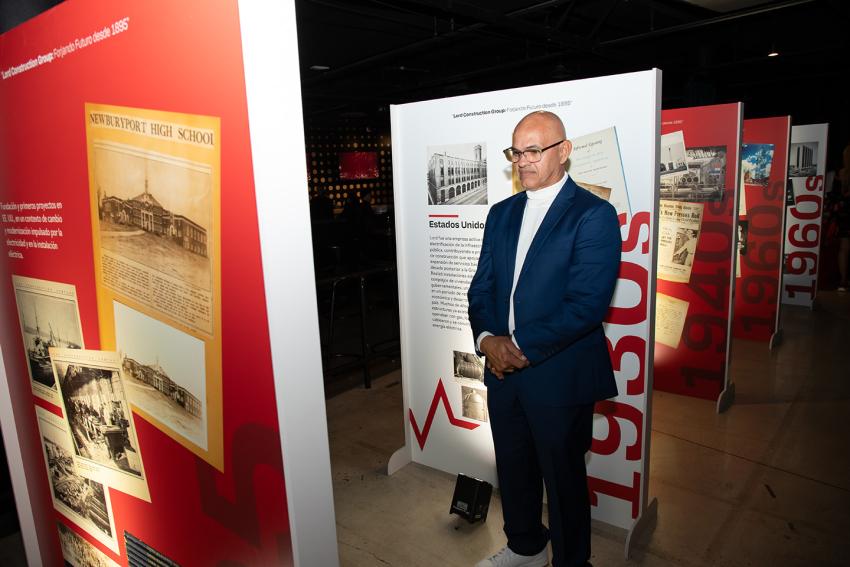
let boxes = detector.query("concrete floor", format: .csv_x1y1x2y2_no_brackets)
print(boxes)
2,294,846,565
327,292,850,567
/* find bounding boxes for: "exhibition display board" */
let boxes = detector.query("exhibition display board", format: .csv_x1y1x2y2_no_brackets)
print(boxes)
0,1,337,566
733,117,791,344
782,124,829,307
654,104,742,409
389,70,661,552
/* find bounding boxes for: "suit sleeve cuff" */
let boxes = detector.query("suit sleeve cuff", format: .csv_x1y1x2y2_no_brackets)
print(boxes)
476,331,494,352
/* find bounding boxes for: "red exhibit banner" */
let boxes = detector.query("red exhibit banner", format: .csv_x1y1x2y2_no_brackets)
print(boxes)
654,104,742,402
0,1,309,565
733,117,791,342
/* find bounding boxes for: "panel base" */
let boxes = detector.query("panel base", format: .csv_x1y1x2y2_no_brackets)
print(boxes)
716,381,736,414
387,444,411,476
769,328,784,350
625,497,658,559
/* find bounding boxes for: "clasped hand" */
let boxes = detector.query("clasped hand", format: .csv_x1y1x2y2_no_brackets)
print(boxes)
480,335,529,379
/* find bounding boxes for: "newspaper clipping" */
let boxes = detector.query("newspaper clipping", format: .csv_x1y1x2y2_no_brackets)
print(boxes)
12,275,84,405
88,131,215,335
657,200,704,283
655,293,690,349
85,102,223,470
36,406,118,553
569,126,630,215
50,348,150,502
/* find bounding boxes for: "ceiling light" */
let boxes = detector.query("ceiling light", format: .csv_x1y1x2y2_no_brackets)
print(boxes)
768,51,779,57
310,65,330,71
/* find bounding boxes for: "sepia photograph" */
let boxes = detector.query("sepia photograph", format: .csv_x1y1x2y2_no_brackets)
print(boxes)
427,142,488,205
461,386,488,422
741,143,774,186
93,142,212,292
660,131,688,176
13,276,84,401
51,348,149,501
788,141,818,177
660,145,727,202
36,406,118,552
54,358,143,479
57,521,120,567
114,301,207,450
45,437,113,536
672,228,700,267
453,350,484,385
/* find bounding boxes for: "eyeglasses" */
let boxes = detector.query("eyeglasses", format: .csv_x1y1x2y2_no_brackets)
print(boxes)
503,140,564,163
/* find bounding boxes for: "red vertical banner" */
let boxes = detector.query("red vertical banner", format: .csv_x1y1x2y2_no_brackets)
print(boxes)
0,1,326,565
654,104,742,402
733,117,791,342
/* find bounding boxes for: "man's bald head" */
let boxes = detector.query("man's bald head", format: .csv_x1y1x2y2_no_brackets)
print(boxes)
513,111,567,140
511,111,572,191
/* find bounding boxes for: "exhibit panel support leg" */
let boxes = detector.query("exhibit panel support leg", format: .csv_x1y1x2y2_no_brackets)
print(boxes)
625,497,658,559
770,328,784,350
387,444,412,476
716,381,736,414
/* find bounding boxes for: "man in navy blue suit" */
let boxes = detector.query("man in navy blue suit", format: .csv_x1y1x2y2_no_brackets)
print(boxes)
468,111,621,567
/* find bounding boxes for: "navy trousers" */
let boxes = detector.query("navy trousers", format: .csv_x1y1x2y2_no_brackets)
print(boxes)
488,381,594,567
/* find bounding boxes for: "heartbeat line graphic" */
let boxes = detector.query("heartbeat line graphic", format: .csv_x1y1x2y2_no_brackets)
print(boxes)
409,378,480,450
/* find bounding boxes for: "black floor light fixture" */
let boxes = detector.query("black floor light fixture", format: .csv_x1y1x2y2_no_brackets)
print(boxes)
450,473,492,523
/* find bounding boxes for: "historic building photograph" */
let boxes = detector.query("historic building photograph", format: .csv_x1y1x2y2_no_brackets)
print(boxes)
114,301,207,449
427,143,488,205
92,143,213,291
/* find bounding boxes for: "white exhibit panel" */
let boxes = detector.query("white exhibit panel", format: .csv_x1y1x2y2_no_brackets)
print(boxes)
782,123,829,307
238,1,340,566
390,70,661,543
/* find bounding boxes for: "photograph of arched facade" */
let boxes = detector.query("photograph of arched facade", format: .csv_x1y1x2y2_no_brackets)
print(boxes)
427,142,488,205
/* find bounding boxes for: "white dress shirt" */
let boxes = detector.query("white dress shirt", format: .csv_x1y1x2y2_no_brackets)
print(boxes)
476,174,567,352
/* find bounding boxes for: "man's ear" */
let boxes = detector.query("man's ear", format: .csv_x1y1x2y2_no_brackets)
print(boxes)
559,139,573,164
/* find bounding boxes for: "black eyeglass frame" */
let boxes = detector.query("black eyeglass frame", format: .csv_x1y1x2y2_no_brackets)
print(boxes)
503,139,565,163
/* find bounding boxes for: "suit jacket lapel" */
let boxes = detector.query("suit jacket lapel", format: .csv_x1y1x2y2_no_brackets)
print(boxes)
504,192,526,281
519,177,577,281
